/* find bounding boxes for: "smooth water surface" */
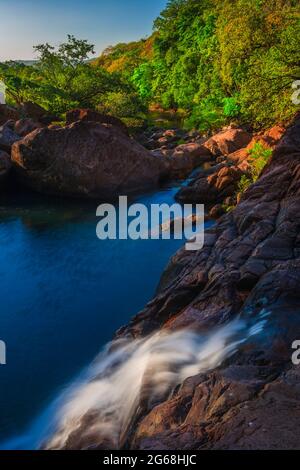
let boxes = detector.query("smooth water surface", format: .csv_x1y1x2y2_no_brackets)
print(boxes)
0,182,209,448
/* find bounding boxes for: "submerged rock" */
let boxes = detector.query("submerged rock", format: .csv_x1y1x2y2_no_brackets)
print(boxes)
11,120,166,198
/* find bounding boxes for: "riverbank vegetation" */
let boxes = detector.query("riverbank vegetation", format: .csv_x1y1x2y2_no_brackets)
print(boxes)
0,0,299,132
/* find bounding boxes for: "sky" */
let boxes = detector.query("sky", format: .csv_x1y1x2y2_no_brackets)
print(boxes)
0,0,167,61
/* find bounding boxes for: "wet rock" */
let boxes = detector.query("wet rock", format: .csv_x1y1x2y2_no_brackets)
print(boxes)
46,117,300,450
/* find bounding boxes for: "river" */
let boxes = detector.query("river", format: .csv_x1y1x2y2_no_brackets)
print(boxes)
0,178,211,449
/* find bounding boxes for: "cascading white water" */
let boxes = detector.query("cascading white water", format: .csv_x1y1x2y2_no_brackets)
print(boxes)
45,317,267,450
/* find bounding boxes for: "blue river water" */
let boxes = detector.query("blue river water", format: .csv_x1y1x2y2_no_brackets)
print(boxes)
0,181,210,449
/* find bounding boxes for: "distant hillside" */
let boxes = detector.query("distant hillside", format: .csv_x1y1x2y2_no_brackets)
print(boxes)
94,35,155,76
15,60,38,66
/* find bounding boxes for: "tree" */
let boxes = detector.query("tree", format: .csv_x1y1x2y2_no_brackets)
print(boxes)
0,35,127,115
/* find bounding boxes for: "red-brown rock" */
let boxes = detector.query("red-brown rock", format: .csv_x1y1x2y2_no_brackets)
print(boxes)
122,116,300,450
176,164,243,204
203,127,252,157
11,120,166,198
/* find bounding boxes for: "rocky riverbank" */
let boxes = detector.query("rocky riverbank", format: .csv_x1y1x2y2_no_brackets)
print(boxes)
0,103,268,204
45,115,300,450
118,115,300,450
1,102,300,450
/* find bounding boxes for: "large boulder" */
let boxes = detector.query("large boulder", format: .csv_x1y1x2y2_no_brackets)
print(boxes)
0,121,22,152
153,142,213,179
0,150,11,187
203,127,252,157
176,163,243,204
11,121,166,198
0,104,20,126
66,109,128,136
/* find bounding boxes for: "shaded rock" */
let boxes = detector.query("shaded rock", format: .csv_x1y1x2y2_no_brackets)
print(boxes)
0,121,22,152
12,121,166,199
0,150,11,186
14,118,43,137
176,164,243,204
209,204,225,219
19,101,47,121
173,142,212,161
0,104,20,125
66,108,128,135
163,143,213,179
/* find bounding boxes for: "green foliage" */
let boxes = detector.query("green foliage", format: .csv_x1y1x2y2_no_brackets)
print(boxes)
248,142,273,181
97,91,146,118
97,0,300,132
237,174,253,195
236,142,273,199
0,62,39,105
0,35,131,115
2,0,300,130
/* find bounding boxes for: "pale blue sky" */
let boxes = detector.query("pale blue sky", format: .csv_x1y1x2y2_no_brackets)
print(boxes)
0,0,167,61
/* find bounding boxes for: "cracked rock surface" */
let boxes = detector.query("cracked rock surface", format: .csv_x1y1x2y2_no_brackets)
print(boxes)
118,116,300,450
